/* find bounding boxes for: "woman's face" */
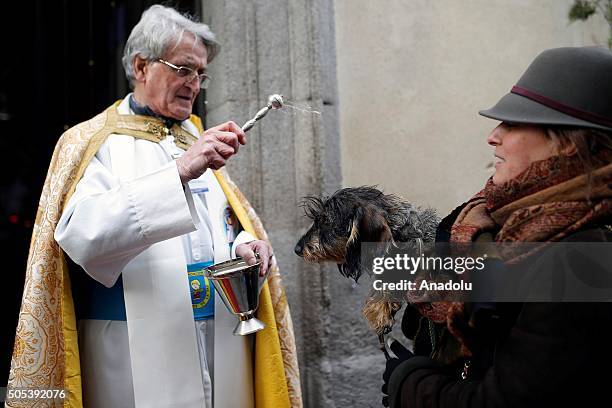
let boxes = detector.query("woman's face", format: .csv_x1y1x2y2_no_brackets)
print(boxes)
487,123,559,185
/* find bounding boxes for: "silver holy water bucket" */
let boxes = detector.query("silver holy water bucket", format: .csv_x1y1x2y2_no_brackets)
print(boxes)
204,257,269,336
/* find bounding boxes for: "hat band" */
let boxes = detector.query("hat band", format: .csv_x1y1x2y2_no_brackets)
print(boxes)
511,85,612,128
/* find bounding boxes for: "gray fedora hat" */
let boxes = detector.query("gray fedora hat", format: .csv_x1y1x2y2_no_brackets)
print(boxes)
479,46,612,132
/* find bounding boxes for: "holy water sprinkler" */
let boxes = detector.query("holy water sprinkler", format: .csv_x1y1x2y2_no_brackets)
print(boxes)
241,94,284,132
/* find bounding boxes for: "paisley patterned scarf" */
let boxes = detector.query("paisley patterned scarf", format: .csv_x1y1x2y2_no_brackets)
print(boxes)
455,152,612,247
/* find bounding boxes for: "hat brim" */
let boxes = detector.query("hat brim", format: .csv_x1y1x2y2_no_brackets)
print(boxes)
479,92,612,132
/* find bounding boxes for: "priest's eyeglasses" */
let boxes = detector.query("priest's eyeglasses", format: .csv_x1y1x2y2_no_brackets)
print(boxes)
156,59,211,89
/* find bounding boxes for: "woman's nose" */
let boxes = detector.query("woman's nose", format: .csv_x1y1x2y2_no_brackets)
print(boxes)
487,125,502,146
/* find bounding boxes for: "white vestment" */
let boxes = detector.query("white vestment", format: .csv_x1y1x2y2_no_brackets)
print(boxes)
55,96,254,408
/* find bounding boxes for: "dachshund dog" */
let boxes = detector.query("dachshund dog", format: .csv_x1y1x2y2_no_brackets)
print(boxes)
295,186,439,333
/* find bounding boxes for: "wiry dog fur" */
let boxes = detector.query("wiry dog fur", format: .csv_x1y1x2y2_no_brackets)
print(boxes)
295,186,439,333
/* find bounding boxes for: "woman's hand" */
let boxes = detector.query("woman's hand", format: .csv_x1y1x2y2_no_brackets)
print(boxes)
382,340,414,407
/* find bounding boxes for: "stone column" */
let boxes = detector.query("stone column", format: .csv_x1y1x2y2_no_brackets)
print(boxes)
201,1,341,407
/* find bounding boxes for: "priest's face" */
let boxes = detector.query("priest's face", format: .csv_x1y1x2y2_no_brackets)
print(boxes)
137,33,208,121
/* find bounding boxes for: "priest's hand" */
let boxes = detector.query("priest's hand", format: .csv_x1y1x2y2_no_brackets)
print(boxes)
235,240,275,277
176,121,246,183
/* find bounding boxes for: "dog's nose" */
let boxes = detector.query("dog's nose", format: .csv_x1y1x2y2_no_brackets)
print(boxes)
294,242,304,256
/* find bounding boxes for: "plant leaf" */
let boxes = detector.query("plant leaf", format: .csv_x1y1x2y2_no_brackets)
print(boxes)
569,0,597,21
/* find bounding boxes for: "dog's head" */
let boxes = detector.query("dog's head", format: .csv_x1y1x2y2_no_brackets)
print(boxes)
294,187,402,281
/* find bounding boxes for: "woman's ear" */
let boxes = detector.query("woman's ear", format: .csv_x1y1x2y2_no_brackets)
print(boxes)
556,138,578,157
133,56,148,83
560,141,578,157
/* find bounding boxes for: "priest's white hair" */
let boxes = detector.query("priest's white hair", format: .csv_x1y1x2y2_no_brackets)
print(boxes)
122,4,219,88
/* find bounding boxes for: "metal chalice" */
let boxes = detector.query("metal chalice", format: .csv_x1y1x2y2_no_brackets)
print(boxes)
204,256,269,335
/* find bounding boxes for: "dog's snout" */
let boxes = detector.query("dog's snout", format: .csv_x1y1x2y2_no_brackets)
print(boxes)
294,241,304,257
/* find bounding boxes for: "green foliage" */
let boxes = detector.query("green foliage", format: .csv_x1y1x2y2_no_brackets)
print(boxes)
568,0,612,49
569,0,597,21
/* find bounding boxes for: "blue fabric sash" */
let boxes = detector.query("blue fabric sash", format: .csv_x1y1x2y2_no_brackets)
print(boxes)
187,261,216,320
75,273,128,321
74,262,216,321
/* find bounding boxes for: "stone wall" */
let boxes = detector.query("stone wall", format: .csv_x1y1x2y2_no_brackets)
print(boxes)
200,1,343,406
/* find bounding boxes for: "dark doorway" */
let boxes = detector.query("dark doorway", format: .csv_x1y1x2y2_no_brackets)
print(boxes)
0,0,201,388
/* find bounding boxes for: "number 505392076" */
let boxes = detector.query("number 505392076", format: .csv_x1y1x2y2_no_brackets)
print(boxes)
5,388,66,401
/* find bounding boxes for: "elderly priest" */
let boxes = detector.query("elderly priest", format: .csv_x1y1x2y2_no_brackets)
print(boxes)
6,5,300,408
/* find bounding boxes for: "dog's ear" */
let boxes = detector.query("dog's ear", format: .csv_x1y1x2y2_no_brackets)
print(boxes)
342,205,393,281
341,206,366,281
357,205,393,243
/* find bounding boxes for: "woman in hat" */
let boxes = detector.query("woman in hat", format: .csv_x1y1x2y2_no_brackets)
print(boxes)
382,46,612,407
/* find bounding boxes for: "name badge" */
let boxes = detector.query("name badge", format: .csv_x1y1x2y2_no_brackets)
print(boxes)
188,178,209,194
187,261,215,320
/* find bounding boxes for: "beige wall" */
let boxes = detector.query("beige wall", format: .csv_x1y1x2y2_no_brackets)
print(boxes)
335,0,609,215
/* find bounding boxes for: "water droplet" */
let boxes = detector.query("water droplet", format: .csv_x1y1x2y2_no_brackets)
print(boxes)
282,100,321,116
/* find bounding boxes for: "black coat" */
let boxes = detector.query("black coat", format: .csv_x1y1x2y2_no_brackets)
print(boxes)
389,221,612,408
